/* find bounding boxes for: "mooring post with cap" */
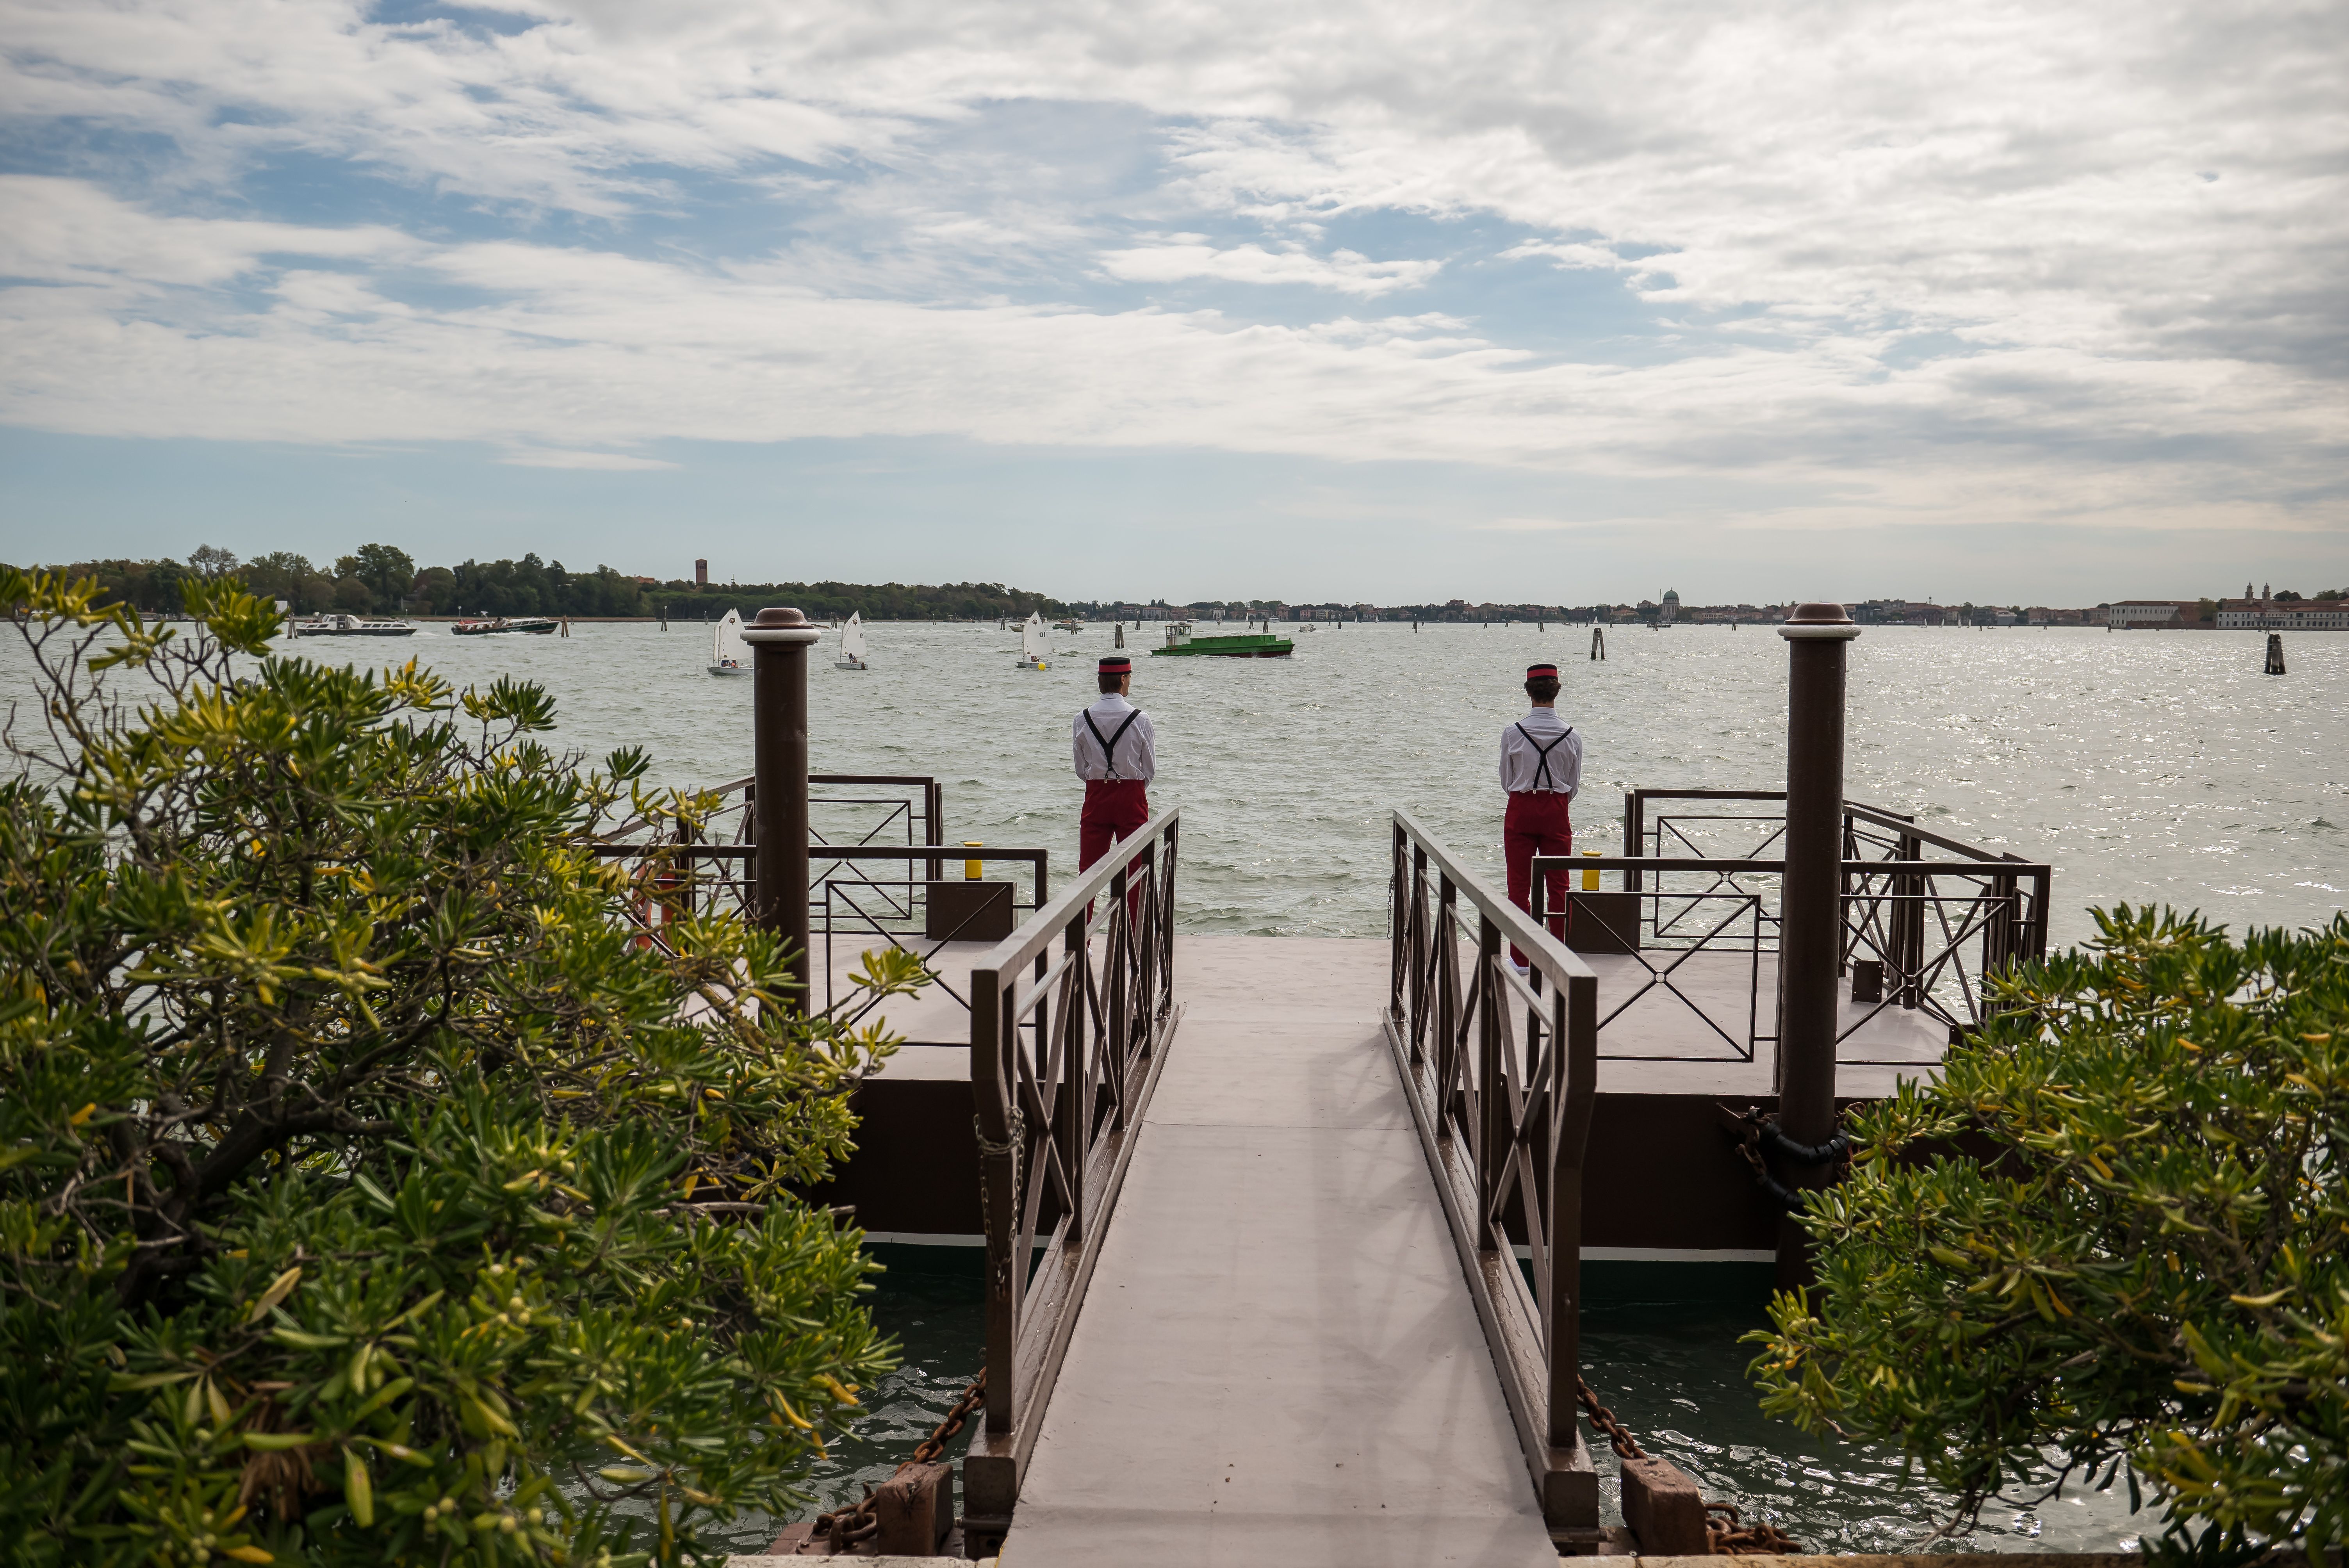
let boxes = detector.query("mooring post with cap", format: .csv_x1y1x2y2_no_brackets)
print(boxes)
1774,602,1859,1288
745,606,822,1008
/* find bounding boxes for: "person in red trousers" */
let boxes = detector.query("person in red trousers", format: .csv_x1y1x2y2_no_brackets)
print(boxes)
1074,654,1156,878
1499,662,1581,971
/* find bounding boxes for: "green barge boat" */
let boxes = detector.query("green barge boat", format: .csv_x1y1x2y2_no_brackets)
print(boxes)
1148,621,1294,658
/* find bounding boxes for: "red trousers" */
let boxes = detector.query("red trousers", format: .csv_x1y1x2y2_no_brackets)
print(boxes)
1079,779,1150,871
1080,779,1151,925
1504,791,1572,965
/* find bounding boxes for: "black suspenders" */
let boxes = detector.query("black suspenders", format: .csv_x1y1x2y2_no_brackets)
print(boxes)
1513,723,1573,791
1085,708,1144,777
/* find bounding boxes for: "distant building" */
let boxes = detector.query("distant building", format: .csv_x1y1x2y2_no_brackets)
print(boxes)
695,558,709,587
2106,600,2191,629
1660,588,1680,624
2217,598,2349,630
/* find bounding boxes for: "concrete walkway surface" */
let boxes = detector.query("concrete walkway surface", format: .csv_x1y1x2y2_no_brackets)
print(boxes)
1000,935,1556,1568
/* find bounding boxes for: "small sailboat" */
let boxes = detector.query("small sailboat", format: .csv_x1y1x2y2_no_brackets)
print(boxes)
707,608,752,676
1016,611,1049,670
836,612,869,670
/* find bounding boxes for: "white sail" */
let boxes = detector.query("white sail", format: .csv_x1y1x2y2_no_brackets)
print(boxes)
708,608,751,675
840,612,867,662
1020,612,1048,664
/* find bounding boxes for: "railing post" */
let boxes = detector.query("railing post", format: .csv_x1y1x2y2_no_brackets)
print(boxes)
1105,864,1130,1133
1477,913,1506,1235
1060,903,1088,1245
1547,973,1595,1450
1390,821,1408,1023
925,779,943,883
971,964,1018,1437
745,607,821,1007
1775,602,1860,1289
1896,832,1924,1008
1410,843,1430,1064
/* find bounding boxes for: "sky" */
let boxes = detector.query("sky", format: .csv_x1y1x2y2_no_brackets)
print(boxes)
1,0,2344,606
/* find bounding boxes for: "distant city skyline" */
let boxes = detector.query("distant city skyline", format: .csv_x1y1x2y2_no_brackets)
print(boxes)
2,2,2343,601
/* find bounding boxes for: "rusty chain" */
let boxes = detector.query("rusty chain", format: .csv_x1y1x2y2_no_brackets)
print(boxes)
1577,1377,1804,1556
1706,1500,1805,1556
1575,1376,1645,1460
1724,1105,1848,1211
807,1370,987,1553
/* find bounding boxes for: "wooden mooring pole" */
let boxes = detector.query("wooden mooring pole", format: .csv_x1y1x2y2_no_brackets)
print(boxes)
747,606,821,1008
2266,633,2286,675
1775,602,1859,1288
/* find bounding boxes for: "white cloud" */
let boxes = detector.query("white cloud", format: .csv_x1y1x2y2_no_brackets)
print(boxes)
500,447,679,469
0,0,2342,539
1499,241,1636,273
1097,242,1439,296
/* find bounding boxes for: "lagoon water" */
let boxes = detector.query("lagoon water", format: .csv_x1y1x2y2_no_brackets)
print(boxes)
269,616,2345,950
8,617,2343,1552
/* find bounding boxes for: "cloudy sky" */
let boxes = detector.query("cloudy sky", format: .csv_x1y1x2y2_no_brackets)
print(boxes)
2,0,2344,604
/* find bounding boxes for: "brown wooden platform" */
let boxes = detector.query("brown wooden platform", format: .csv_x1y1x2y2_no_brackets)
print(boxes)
815,935,1953,1259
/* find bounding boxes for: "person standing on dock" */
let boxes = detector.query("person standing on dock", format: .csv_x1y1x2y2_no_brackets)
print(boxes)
1499,661,1581,972
1074,654,1157,874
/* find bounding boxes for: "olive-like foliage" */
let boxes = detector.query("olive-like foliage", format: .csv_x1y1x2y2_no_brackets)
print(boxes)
1750,904,2349,1557
0,572,929,1566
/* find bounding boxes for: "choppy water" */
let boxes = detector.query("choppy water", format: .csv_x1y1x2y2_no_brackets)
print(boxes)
63,616,2327,946
7,617,2341,1552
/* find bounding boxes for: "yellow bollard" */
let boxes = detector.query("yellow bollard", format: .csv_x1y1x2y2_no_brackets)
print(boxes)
964,841,983,880
1582,848,1602,891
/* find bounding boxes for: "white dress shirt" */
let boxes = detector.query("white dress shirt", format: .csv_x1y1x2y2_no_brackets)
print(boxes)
1498,707,1581,796
1072,693,1157,782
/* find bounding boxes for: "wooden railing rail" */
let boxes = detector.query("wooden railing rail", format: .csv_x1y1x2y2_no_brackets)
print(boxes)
1386,810,1600,1539
959,808,1183,1551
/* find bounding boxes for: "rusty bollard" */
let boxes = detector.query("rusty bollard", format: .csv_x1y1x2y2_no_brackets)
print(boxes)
872,1461,954,1554
1620,1453,1709,1554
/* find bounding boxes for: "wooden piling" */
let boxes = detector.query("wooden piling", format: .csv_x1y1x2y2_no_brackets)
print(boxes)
746,606,821,1008
2266,633,2286,675
1774,603,1859,1288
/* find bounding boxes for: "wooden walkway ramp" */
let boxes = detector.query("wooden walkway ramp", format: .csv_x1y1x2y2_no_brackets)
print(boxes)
1001,935,1557,1567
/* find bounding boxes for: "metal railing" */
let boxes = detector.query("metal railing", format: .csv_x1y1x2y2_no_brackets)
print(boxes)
589,774,1055,1022
1534,791,2052,1063
1387,811,1599,1536
960,809,1183,1550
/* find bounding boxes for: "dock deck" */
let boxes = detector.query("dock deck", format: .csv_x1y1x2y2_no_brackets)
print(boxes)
1003,935,1558,1566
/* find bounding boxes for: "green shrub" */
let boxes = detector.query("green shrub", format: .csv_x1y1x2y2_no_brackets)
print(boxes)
1751,906,2349,1555
0,572,925,1566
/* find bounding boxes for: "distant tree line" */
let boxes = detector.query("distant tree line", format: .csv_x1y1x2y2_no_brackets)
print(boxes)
4,545,1068,621
659,580,1063,621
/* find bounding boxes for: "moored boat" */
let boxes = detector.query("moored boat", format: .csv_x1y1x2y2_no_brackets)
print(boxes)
707,608,751,675
453,615,558,636
1148,620,1293,658
288,613,415,637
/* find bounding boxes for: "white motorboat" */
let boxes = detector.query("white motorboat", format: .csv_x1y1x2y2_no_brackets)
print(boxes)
707,608,752,675
451,615,557,636
836,612,869,670
289,613,415,637
1016,611,1049,670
